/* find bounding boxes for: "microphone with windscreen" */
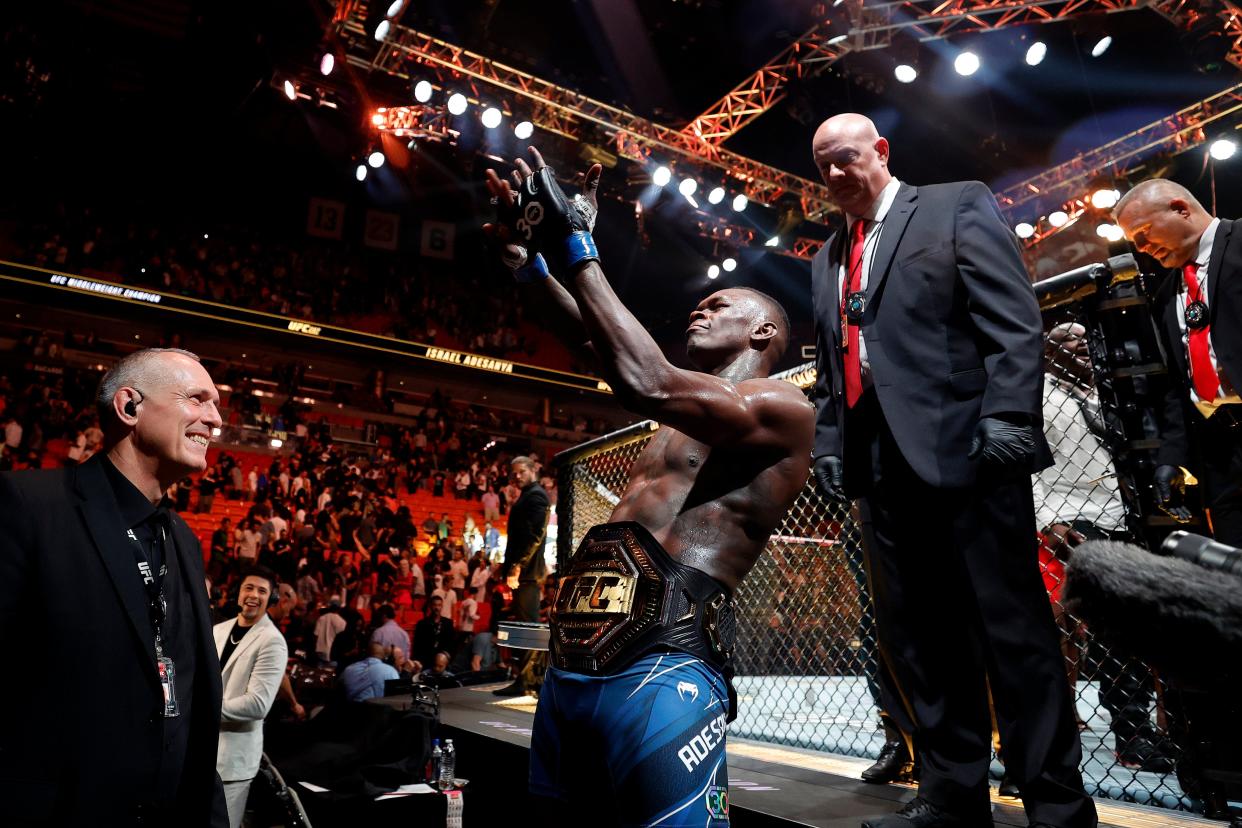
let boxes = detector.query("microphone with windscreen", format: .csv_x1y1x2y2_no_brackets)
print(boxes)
1062,535,1242,689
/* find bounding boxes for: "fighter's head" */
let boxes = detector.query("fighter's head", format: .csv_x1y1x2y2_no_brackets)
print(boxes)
811,113,892,218
685,287,790,374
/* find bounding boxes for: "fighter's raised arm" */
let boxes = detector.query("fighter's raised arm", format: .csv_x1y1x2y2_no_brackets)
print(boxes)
487,147,811,453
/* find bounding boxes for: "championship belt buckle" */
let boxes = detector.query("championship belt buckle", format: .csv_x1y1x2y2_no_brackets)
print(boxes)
550,526,667,673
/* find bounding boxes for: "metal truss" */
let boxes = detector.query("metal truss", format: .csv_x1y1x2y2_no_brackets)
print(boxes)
997,79,1242,232
336,9,838,222
681,0,1224,149
691,217,827,262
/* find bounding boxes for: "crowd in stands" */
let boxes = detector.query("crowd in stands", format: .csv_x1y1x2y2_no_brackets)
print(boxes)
2,203,589,371
0,340,565,700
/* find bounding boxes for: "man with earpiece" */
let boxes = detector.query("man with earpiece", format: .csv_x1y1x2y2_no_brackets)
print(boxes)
0,347,228,825
213,565,288,828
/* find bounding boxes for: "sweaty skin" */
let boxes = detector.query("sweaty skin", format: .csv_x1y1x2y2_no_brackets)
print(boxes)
485,150,813,591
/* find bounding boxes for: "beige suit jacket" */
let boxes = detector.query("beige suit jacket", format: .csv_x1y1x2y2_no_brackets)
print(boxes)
213,613,288,781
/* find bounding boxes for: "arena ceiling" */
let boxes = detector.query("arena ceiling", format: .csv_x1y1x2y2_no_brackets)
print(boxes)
5,0,1242,369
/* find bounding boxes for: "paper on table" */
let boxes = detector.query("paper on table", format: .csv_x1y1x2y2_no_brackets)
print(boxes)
298,781,331,793
375,783,437,800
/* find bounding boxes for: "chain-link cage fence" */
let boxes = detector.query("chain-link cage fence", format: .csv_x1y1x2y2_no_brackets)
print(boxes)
553,326,1207,813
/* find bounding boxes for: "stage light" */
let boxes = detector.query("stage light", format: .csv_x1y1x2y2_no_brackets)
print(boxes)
1091,36,1112,57
270,438,284,449
283,80,297,101
1049,210,1069,227
374,20,391,41
1014,222,1035,239
954,51,980,76
481,106,503,129
678,177,698,196
447,92,468,115
894,64,917,83
371,112,385,126
211,427,222,438
707,186,725,205
320,53,335,76
827,34,848,46
732,194,748,212
1090,188,1121,209
1025,42,1047,66
368,151,385,168
386,0,405,16
1210,138,1237,160
765,235,780,247
1096,222,1123,241
707,264,720,280
413,80,433,102
514,120,534,139
722,257,737,272
355,163,368,181
652,165,672,187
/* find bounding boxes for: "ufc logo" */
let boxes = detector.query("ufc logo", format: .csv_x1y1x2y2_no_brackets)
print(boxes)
557,571,636,614
516,202,544,240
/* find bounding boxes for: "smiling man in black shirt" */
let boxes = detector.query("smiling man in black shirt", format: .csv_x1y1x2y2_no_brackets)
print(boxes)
0,347,227,825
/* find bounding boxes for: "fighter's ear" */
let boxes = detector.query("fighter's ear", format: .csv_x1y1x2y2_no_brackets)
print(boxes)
751,319,778,345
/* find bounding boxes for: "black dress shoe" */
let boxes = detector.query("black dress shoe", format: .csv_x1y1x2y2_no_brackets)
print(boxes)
862,739,915,784
1116,737,1175,774
492,679,528,696
997,772,1019,799
860,796,992,828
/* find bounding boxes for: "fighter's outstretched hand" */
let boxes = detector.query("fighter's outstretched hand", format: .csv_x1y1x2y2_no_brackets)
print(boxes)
485,148,602,279
484,167,548,281
486,147,602,275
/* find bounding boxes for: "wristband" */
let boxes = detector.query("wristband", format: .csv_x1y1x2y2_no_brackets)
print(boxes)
514,253,551,283
562,231,599,270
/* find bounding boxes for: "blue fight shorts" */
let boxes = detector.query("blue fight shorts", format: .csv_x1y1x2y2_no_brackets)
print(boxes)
530,651,731,827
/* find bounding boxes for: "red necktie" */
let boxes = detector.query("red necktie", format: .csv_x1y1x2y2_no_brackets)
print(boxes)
1183,263,1219,403
843,218,867,408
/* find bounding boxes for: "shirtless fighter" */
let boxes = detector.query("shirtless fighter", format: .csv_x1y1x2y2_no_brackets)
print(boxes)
484,148,814,827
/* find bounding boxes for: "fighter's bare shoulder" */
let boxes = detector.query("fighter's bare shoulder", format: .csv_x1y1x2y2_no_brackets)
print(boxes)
735,377,816,434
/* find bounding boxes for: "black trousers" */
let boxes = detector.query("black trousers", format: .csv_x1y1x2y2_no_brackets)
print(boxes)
849,391,1096,827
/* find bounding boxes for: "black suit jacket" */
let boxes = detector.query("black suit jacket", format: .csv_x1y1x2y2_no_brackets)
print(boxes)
812,181,1052,491
0,456,227,826
503,483,549,583
1152,217,1242,500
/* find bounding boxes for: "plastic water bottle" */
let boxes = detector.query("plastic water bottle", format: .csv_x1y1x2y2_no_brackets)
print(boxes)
428,738,442,785
439,738,456,790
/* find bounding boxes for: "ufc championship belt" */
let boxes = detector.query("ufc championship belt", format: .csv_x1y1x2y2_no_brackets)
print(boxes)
550,522,737,679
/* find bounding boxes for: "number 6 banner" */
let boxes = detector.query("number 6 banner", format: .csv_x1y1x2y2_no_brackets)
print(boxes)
420,220,455,260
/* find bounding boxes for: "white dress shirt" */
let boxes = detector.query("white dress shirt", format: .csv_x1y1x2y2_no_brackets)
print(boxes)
1175,217,1241,415
837,177,902,388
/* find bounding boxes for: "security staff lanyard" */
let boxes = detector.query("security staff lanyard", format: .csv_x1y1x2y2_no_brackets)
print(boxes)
127,518,181,718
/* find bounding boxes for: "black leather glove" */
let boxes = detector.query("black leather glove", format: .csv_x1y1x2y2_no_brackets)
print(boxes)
1153,464,1194,522
967,416,1036,468
812,455,846,502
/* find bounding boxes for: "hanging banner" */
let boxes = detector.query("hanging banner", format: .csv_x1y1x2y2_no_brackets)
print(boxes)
420,220,455,260
307,198,345,240
364,210,400,250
